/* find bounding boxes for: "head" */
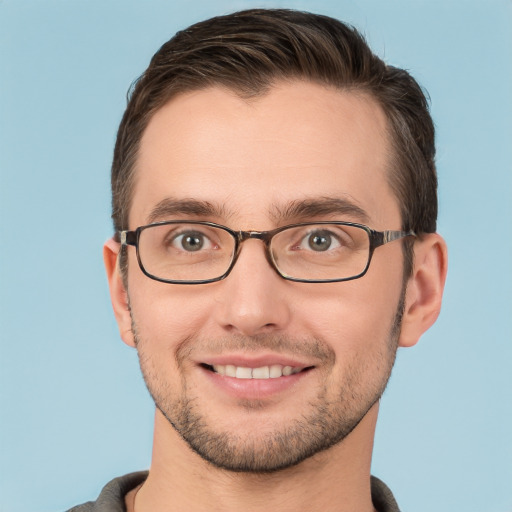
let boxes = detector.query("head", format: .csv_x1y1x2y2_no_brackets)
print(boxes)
112,8,437,281
105,9,446,474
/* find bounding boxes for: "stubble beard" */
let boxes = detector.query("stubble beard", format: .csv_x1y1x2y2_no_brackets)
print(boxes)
131,293,404,474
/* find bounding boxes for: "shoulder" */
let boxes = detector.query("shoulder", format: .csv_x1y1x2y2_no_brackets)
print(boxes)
371,475,401,512
65,471,148,512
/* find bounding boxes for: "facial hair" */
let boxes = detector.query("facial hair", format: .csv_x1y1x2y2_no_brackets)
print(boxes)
131,292,404,474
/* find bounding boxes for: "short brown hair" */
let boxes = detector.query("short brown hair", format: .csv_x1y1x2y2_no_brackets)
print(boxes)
112,8,437,275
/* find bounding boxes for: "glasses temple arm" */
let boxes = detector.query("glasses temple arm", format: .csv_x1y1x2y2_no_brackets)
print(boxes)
117,230,137,246
371,229,416,248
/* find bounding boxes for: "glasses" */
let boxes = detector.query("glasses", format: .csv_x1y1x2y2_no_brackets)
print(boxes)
119,221,415,284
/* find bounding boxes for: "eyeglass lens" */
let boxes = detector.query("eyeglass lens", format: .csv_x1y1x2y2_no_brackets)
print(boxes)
137,222,371,283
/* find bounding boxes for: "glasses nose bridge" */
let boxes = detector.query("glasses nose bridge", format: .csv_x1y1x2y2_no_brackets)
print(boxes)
237,229,273,244
235,229,276,268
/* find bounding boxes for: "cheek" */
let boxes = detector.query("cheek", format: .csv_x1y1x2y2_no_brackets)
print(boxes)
131,290,210,345
295,271,403,355
296,283,401,398
126,260,213,349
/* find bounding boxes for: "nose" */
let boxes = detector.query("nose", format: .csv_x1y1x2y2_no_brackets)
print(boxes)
213,239,292,336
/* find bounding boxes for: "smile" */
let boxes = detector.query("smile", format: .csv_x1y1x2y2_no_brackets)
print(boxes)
209,364,307,379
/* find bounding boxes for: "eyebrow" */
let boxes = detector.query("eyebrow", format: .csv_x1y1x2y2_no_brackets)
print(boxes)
146,198,232,224
145,195,370,226
270,196,370,224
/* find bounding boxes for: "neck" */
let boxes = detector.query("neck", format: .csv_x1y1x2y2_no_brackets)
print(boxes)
135,405,379,512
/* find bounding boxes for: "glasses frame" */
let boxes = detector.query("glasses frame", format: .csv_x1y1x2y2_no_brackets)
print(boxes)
119,220,416,285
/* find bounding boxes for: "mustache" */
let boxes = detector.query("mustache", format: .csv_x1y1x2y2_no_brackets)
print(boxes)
174,332,336,365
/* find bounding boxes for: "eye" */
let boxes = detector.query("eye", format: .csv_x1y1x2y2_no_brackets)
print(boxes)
300,229,342,252
171,230,215,252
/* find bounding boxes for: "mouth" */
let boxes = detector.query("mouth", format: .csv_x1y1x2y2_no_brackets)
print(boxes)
201,363,314,379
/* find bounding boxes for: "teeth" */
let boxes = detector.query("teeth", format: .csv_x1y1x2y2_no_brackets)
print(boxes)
225,365,236,377
269,364,282,378
235,366,252,379
252,366,270,379
211,364,304,379
215,364,226,376
282,366,292,376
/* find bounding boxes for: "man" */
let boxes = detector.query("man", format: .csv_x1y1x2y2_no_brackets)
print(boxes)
70,8,447,512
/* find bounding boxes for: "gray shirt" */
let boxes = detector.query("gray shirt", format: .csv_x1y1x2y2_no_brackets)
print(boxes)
66,471,400,511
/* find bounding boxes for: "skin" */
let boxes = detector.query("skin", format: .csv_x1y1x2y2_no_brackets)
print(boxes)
104,81,447,512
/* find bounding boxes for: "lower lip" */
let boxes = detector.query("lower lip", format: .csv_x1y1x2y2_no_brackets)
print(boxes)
200,366,312,399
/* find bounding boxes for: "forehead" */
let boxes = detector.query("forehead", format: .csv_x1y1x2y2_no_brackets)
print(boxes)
132,81,399,228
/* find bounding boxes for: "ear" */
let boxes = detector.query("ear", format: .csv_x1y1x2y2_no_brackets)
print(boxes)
399,233,448,348
103,238,136,347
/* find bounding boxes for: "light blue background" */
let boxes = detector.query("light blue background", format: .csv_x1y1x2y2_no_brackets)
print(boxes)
1,1,511,511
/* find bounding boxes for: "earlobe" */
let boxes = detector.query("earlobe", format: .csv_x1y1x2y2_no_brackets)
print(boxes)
399,233,448,348
103,238,136,347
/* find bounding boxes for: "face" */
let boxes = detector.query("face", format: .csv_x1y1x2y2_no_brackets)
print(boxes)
120,82,407,472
